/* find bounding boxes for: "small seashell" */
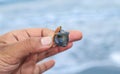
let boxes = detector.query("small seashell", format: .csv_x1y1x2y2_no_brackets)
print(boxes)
53,26,69,47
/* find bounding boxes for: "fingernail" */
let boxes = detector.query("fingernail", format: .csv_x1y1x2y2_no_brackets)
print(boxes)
41,37,52,46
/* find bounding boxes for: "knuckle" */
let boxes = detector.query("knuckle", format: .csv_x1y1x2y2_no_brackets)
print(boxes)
0,33,11,44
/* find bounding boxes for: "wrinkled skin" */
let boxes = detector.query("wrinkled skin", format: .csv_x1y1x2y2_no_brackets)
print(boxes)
0,28,82,74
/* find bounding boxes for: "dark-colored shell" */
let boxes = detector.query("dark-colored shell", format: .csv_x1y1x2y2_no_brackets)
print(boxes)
54,27,69,47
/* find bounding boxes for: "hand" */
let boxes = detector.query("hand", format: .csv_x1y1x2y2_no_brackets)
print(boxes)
0,28,82,74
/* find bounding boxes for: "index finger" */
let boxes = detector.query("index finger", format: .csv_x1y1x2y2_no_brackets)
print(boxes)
26,28,82,42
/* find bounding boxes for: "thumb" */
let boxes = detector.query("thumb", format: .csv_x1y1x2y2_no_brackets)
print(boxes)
3,37,52,62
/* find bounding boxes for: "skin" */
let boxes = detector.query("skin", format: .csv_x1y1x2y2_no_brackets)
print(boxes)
0,28,82,74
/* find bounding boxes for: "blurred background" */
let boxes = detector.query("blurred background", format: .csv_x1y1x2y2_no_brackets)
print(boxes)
0,0,120,74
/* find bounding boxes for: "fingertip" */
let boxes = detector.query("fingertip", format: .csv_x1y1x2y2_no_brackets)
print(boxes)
69,30,83,42
48,59,55,66
45,59,55,70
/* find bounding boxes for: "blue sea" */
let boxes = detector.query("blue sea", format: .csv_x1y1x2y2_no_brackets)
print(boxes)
0,0,120,74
